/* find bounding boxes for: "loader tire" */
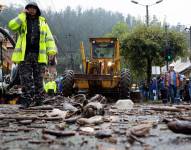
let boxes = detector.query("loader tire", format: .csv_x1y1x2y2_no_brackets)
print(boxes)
62,70,74,97
119,68,131,99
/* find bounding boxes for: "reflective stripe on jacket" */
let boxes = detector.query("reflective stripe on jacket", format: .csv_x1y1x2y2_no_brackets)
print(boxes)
8,12,57,64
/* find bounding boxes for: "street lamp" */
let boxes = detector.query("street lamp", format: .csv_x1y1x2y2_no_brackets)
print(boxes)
131,0,163,26
185,26,191,50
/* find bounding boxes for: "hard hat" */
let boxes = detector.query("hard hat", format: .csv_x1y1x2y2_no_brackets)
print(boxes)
169,64,174,67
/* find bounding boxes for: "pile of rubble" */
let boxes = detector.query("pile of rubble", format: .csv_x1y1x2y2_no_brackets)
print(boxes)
0,94,191,150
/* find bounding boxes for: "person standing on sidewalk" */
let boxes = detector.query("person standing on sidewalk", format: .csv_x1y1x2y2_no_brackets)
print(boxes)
8,2,57,108
165,64,180,104
158,75,168,104
188,77,191,103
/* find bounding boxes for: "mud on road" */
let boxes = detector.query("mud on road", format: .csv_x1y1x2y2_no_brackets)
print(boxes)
0,95,191,150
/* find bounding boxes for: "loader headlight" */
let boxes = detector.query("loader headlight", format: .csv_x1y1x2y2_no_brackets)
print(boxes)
107,61,112,67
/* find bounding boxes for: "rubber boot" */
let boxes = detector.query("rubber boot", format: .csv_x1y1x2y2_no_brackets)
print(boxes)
33,94,44,106
18,96,32,109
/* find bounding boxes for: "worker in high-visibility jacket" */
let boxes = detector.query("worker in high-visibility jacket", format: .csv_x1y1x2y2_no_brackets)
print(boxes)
44,76,57,96
8,2,57,108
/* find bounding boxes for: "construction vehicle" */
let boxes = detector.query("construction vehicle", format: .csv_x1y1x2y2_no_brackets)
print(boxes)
62,37,131,98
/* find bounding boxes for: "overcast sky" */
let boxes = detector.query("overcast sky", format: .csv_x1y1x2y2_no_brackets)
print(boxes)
2,0,191,26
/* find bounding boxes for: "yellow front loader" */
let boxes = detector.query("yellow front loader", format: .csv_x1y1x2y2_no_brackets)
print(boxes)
62,37,131,98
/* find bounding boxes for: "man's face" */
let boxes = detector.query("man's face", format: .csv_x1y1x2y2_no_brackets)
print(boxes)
27,6,37,16
170,66,174,71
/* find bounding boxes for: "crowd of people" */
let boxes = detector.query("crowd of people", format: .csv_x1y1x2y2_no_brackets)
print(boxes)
140,64,191,104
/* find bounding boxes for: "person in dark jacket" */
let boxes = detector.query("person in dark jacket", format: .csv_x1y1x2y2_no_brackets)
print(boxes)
183,79,190,102
158,75,168,104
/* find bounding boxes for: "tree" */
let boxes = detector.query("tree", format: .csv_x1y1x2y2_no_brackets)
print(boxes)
107,22,129,41
105,22,129,68
122,24,187,84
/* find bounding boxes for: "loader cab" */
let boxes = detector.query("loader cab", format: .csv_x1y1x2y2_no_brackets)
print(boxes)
90,38,117,60
88,38,120,76
92,41,115,59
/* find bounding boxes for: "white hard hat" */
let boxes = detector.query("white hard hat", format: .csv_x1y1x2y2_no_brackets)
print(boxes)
169,64,174,67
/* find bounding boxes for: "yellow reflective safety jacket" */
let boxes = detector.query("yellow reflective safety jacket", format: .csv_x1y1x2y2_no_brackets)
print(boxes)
44,81,57,93
8,12,57,64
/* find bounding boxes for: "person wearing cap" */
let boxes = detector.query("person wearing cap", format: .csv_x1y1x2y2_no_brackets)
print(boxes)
158,74,168,104
179,74,186,101
44,75,57,96
8,2,57,108
165,64,180,104
183,78,190,102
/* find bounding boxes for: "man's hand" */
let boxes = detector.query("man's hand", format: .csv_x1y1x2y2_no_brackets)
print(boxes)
21,9,29,14
48,55,56,66
48,55,55,61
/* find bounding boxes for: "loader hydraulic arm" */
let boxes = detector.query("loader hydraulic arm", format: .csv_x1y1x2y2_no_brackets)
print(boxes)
80,42,86,73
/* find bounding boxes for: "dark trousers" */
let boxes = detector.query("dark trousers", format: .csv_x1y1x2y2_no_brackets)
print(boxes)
161,88,168,104
47,89,55,96
168,85,177,104
18,53,45,104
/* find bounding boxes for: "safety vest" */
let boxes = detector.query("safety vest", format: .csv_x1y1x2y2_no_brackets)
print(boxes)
44,81,57,93
8,12,57,64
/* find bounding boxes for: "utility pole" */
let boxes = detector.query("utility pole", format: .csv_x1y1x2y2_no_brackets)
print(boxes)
165,24,169,71
68,33,74,70
185,26,191,50
188,26,191,50
131,0,163,27
69,34,74,70
65,33,74,70
146,5,149,26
